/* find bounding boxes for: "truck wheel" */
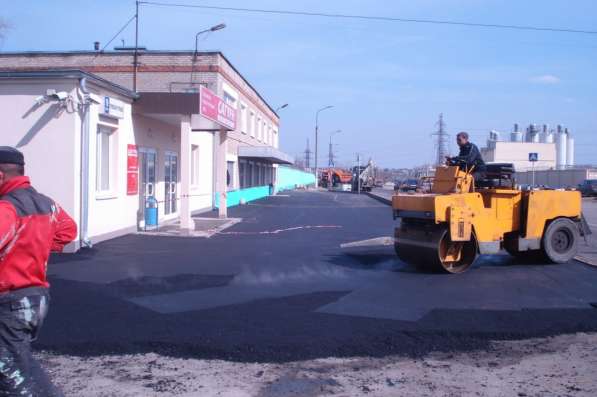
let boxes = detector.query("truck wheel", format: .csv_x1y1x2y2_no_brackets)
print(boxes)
542,218,579,264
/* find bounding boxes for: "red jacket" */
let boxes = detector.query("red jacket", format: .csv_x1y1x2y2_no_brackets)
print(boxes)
0,176,77,293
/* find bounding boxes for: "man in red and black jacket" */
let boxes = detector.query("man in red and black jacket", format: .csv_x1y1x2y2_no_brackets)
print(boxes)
0,146,77,396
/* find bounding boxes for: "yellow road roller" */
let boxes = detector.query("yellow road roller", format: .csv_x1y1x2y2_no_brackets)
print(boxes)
392,162,591,273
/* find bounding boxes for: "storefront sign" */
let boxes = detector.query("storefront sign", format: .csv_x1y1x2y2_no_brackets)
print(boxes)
199,86,236,130
103,96,125,119
127,144,139,195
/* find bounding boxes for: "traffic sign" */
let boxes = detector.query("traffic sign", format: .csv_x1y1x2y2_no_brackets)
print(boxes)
528,152,539,162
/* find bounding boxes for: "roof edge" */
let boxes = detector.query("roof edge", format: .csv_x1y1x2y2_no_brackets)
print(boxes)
0,69,139,99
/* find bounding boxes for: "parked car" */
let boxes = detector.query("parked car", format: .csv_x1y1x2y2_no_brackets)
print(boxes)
399,179,419,192
578,179,597,197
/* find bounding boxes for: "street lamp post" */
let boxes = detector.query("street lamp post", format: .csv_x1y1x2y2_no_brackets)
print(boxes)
194,23,226,58
275,103,288,112
191,23,226,90
329,129,341,167
315,105,333,188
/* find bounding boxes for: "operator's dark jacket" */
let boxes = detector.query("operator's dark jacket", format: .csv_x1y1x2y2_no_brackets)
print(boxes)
453,142,485,170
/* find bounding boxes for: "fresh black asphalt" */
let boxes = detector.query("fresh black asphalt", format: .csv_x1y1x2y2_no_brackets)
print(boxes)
42,190,597,362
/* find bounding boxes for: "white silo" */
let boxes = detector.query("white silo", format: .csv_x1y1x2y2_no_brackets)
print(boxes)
556,129,567,169
531,124,540,143
540,124,549,143
566,131,575,167
511,123,522,142
545,129,554,143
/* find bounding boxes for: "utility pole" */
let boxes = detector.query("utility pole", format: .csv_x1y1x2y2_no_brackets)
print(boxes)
328,129,341,167
133,0,139,92
432,113,449,166
304,139,311,170
315,105,333,188
357,153,361,194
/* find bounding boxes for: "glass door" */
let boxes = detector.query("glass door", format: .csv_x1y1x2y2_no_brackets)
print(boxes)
139,148,157,219
164,151,178,215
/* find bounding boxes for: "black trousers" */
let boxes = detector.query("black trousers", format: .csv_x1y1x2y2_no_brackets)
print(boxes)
0,287,62,397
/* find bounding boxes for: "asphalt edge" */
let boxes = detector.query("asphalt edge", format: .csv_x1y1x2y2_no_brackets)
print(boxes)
366,191,392,206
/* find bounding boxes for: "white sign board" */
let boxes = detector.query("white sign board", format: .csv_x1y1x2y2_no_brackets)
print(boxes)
102,96,125,119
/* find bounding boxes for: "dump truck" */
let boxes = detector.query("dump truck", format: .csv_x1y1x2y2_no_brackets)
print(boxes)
321,168,353,190
392,161,591,273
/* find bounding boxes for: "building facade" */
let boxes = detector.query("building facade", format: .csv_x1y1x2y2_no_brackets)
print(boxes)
0,51,299,250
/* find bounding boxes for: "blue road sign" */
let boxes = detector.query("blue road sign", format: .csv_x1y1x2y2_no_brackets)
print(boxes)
529,152,539,162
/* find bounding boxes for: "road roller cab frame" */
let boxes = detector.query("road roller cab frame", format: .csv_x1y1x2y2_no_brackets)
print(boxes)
392,163,591,273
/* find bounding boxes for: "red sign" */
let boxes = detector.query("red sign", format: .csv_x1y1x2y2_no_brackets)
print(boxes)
199,85,237,130
127,144,138,172
127,144,139,195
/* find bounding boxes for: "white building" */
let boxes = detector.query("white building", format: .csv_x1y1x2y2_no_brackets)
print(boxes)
0,64,295,250
481,124,575,172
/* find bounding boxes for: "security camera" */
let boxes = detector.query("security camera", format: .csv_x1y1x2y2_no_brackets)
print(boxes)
34,95,47,105
45,89,68,101
52,91,69,101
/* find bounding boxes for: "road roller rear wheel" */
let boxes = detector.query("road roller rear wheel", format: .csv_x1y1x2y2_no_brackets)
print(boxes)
395,223,478,274
542,218,579,263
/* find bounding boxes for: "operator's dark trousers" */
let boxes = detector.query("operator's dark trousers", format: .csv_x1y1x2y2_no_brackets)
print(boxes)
0,287,62,397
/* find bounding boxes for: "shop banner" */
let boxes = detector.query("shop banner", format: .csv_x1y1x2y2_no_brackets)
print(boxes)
127,144,139,195
199,85,237,130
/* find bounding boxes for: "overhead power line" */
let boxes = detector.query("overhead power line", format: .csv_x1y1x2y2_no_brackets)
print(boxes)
97,14,137,54
139,1,597,35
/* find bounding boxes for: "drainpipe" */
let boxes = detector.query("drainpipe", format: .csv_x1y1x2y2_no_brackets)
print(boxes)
78,78,92,248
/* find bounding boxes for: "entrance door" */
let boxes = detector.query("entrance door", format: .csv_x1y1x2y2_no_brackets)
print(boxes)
139,148,157,220
164,151,178,215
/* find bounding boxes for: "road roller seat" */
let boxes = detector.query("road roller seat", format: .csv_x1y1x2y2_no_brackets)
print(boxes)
475,163,515,189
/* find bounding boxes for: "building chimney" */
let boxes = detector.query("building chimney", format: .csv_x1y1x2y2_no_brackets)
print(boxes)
94,41,100,51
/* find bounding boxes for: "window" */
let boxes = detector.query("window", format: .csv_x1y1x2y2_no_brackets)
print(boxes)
273,129,279,148
227,161,235,190
223,92,237,108
96,125,115,193
239,160,247,188
249,111,255,138
240,103,248,134
256,117,262,141
191,145,199,186
262,121,267,143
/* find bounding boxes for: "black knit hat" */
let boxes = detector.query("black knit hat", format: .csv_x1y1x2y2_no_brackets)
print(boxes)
0,146,25,166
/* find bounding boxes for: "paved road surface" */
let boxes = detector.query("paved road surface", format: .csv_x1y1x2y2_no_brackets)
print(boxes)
43,190,597,362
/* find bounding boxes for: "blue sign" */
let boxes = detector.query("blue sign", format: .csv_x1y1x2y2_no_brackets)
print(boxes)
528,152,539,162
104,96,110,114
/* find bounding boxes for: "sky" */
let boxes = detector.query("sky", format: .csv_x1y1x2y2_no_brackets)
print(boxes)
1,0,596,168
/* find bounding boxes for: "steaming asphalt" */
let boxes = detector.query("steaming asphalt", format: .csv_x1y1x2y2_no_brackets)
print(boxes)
44,190,597,362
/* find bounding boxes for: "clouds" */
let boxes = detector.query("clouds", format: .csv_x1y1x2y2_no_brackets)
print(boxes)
530,74,561,84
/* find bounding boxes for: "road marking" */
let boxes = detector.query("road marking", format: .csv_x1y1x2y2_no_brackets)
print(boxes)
574,255,597,268
218,225,342,235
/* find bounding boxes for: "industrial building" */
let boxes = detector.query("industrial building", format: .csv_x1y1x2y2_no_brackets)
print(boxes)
0,50,308,251
481,123,575,171
479,123,594,188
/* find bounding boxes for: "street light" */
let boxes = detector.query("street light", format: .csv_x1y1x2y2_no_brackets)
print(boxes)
315,105,334,188
194,23,226,57
275,103,289,112
329,129,341,167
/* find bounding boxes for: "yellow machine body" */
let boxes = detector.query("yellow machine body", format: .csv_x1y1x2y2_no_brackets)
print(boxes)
392,166,584,273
